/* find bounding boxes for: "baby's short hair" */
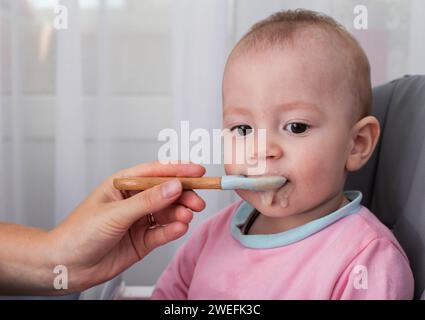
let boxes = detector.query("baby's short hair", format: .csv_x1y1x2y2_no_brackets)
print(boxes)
231,9,372,120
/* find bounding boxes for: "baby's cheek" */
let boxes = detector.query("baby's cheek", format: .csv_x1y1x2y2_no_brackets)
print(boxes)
296,151,344,196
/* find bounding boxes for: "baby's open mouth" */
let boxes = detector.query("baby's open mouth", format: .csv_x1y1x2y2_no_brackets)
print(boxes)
240,174,291,207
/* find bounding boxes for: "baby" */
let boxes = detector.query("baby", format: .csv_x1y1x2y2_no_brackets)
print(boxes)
152,9,414,299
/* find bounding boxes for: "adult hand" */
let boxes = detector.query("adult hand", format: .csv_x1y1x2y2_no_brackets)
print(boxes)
0,162,206,295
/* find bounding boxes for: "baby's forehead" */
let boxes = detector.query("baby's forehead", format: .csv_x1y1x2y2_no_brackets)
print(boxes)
232,24,350,59
246,29,351,68
224,30,359,119
226,42,352,95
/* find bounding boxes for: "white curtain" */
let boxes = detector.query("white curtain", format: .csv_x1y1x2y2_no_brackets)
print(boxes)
1,0,425,286
55,0,86,223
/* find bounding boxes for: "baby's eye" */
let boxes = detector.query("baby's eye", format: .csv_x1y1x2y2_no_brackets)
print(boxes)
231,125,253,136
284,122,310,134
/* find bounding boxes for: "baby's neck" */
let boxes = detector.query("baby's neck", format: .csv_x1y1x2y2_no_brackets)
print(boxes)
248,192,349,235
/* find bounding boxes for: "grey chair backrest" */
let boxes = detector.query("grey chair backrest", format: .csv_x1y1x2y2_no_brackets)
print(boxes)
345,75,425,299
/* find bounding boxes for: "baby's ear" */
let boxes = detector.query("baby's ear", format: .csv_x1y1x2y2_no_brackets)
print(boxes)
345,116,380,172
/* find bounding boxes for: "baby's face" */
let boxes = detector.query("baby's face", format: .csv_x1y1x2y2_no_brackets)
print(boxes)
223,42,356,218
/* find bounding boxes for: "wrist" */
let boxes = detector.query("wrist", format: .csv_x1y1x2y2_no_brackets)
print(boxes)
43,228,89,294
22,228,77,295
0,223,66,295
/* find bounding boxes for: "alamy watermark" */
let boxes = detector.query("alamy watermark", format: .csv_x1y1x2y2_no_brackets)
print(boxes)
353,4,368,30
53,5,68,30
157,121,267,175
353,264,368,290
53,265,68,290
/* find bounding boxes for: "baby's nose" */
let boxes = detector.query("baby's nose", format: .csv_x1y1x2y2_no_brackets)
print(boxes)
252,139,283,161
265,143,283,160
245,131,283,161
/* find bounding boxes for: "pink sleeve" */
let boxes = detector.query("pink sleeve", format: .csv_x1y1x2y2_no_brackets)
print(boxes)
332,238,414,300
151,221,209,300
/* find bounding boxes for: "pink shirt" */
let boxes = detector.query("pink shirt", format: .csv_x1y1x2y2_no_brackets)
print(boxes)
152,192,414,299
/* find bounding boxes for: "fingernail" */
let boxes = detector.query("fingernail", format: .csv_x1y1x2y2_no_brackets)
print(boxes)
161,179,181,198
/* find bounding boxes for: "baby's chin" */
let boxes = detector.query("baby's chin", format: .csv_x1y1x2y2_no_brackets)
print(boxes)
250,195,292,217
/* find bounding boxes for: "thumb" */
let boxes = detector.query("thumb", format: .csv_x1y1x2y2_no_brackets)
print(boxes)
114,179,183,225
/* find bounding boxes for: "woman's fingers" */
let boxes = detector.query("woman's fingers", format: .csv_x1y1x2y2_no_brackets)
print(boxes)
143,222,189,253
176,190,206,212
122,190,205,213
152,205,193,225
108,184,206,231
102,161,206,202
145,190,204,226
112,179,183,226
